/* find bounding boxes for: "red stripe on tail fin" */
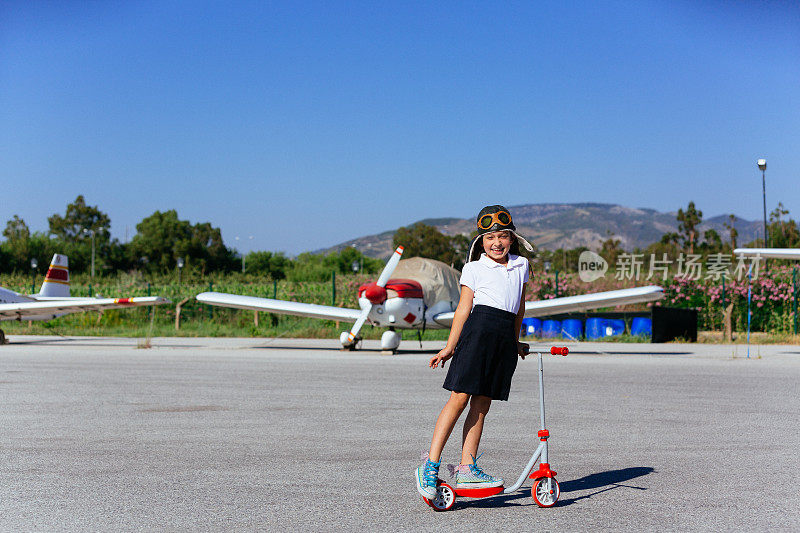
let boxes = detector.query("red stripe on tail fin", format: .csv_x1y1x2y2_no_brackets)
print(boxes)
45,267,69,282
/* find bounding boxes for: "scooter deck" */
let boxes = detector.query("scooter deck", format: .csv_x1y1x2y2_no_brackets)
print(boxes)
449,484,505,498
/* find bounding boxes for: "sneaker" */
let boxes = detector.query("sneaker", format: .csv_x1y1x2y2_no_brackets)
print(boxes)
415,454,440,499
454,453,503,489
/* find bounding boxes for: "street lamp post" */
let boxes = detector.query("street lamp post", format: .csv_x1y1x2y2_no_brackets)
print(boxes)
351,244,363,273
30,258,38,293
83,228,95,278
758,158,767,247
177,257,185,287
235,236,254,273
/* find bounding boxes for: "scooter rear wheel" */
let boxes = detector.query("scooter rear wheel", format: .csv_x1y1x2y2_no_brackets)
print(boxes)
532,477,560,507
423,482,455,511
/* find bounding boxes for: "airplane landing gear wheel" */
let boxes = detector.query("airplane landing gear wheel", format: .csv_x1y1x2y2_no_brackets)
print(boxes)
423,482,455,511
339,332,362,351
532,477,560,507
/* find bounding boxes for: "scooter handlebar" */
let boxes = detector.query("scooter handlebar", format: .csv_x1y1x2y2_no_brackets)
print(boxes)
520,344,568,356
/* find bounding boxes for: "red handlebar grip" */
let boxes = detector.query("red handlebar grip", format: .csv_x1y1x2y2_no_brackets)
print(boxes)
550,346,569,356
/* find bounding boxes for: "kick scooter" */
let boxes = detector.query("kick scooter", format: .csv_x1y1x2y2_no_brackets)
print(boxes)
423,345,569,511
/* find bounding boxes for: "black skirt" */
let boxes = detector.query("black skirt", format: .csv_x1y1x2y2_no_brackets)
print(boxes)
443,305,519,401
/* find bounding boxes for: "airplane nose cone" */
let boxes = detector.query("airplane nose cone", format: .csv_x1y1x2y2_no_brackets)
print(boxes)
364,284,387,305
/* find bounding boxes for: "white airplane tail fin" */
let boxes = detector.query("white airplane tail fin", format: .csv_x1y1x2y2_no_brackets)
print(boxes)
38,254,71,298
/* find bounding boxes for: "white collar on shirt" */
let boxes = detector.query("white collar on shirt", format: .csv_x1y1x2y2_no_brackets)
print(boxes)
478,253,524,269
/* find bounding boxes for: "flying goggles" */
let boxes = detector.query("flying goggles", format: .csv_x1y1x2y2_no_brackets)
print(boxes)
477,211,512,230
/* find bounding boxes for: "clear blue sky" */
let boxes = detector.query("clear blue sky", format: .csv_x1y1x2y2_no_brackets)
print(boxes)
2,1,798,255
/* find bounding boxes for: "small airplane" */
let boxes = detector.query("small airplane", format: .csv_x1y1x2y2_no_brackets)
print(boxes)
197,246,665,351
734,248,800,260
0,254,170,344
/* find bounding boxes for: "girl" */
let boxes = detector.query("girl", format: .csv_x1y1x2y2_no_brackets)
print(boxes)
415,205,534,499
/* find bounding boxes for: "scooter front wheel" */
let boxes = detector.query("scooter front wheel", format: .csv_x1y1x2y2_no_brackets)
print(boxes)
423,482,455,511
532,477,560,507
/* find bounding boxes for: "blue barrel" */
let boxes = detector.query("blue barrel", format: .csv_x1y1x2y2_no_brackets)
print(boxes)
605,319,625,336
561,318,583,341
585,318,606,340
520,317,542,337
542,320,561,338
631,317,652,337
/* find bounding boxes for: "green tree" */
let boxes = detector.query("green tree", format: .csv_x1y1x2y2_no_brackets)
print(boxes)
450,234,470,269
3,215,30,241
0,218,64,274
767,203,800,248
600,234,622,270
245,251,290,279
564,246,589,272
1,215,32,270
286,252,329,281
699,229,723,254
676,201,703,254
393,223,469,270
129,210,235,274
644,229,680,267
46,195,117,273
660,232,680,246
723,214,738,250
48,195,111,242
332,246,383,275
129,210,188,271
185,221,233,273
543,247,587,272
286,248,384,282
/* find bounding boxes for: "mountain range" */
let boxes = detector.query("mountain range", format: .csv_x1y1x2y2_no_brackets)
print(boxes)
319,203,762,260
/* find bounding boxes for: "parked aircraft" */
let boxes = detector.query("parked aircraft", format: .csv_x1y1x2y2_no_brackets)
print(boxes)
197,246,665,351
734,248,800,260
0,254,169,344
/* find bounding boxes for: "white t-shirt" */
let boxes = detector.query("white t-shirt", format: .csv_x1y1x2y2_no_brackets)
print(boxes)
459,253,530,313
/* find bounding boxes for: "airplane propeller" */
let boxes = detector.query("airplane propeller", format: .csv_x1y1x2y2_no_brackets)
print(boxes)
343,245,404,347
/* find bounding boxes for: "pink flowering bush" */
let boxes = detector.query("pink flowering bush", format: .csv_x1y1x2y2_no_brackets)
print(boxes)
660,265,798,332
527,265,799,333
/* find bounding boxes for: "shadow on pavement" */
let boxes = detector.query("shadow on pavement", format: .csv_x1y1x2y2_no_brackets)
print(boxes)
251,344,343,351
8,338,198,348
556,466,655,506
458,466,655,510
251,344,441,354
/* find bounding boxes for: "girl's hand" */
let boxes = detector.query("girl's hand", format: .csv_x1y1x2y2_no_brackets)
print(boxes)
430,347,454,369
517,341,529,360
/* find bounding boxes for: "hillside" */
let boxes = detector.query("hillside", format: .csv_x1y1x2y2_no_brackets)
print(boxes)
318,203,761,260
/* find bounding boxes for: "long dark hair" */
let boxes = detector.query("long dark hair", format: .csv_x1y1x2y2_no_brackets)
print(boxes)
469,233,521,262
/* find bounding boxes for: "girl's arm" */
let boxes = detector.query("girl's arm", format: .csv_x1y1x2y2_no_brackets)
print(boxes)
429,285,474,368
515,284,528,359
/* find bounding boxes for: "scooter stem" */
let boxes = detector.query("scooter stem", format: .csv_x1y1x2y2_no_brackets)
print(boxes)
538,352,546,430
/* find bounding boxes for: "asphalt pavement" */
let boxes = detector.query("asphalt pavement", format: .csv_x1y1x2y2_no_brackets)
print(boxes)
1,336,799,531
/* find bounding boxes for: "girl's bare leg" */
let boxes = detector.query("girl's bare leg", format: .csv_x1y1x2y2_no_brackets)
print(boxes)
428,392,470,462
461,395,492,464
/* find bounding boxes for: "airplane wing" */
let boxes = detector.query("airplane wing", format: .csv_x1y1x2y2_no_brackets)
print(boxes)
0,296,170,320
734,248,800,260
196,292,363,322
430,285,664,327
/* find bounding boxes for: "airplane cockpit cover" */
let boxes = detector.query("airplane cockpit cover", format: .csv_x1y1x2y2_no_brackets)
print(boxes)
390,257,462,310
